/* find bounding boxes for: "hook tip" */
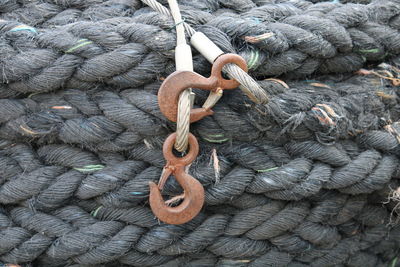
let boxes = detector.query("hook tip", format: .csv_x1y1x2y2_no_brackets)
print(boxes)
149,181,158,190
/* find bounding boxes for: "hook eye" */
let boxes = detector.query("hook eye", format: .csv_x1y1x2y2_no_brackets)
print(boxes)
210,53,248,90
163,132,199,166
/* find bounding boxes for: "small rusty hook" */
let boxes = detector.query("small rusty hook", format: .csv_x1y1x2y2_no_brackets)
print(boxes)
158,53,248,123
149,133,205,224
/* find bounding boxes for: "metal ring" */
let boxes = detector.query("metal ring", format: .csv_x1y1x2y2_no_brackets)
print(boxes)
163,132,199,166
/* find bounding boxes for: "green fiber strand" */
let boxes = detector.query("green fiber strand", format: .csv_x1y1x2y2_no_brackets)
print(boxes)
203,137,230,143
91,206,102,217
358,48,380,54
257,167,278,173
74,164,105,172
248,50,259,70
390,257,398,267
65,40,93,53
206,134,225,138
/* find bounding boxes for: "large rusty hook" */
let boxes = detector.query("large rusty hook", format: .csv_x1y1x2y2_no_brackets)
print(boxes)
149,133,205,224
158,53,248,123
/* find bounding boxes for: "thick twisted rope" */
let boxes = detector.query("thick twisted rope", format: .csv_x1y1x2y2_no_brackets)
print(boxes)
1,1,400,98
0,75,399,204
1,0,269,104
0,142,399,265
209,0,400,77
0,74,397,152
1,1,400,266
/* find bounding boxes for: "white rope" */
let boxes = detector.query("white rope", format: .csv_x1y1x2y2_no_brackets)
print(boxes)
168,0,192,152
168,0,185,45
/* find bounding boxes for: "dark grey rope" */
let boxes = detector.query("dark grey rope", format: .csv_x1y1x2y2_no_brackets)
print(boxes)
0,0,400,266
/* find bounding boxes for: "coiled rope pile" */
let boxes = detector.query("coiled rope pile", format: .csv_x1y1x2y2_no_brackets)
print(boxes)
1,0,400,266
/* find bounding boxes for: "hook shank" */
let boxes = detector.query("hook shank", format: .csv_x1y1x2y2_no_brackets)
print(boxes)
157,54,248,123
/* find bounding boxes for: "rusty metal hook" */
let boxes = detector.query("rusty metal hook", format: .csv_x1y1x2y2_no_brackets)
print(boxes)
158,53,248,123
150,53,247,224
149,132,205,224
